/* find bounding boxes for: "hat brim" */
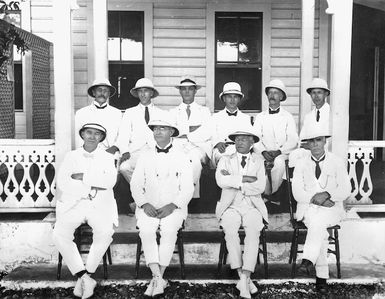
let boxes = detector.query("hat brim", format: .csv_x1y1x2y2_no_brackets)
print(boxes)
175,83,202,90
79,127,106,142
306,87,330,96
130,87,159,98
228,132,259,143
265,87,287,101
87,84,116,98
219,91,245,101
148,123,179,137
301,135,331,142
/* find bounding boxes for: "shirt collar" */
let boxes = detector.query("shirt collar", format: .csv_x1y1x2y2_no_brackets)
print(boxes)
225,108,239,114
93,100,108,108
237,152,250,161
311,152,326,162
139,102,154,110
316,102,329,113
180,101,196,108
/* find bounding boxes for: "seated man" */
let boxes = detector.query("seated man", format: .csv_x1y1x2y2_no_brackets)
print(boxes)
170,75,211,198
253,79,298,196
53,123,118,299
215,126,267,299
188,82,251,168
292,126,350,293
131,112,194,297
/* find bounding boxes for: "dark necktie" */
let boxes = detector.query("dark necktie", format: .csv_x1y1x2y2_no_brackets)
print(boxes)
316,110,320,122
94,104,107,109
144,106,150,124
269,108,280,114
226,110,237,116
312,155,325,179
186,105,191,119
156,144,173,153
241,156,247,168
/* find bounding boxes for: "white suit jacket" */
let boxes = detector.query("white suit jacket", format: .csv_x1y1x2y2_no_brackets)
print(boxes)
253,107,298,155
188,109,251,157
130,145,194,218
115,103,162,154
300,102,330,140
56,147,118,225
292,151,351,221
215,152,268,222
75,104,122,149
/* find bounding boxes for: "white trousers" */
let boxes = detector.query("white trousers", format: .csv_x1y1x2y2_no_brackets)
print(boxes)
220,207,264,272
136,208,184,267
264,154,286,194
53,200,114,275
211,144,236,168
302,205,343,279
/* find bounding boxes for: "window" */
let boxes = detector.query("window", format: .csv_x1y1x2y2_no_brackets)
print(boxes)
108,11,144,110
13,48,23,111
215,12,262,112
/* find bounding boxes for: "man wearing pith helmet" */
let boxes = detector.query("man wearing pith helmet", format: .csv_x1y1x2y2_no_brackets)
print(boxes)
131,111,194,297
300,78,331,141
75,78,122,152
170,75,211,198
292,124,350,294
53,123,118,299
253,79,298,197
189,82,251,168
112,78,163,183
215,125,267,298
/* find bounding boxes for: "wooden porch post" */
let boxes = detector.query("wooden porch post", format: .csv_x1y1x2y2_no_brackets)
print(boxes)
53,0,78,166
93,0,108,79
326,0,354,160
299,0,315,129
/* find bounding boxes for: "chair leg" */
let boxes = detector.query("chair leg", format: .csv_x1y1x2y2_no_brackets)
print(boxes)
261,229,268,279
177,229,185,279
291,229,299,278
217,233,226,277
57,253,62,280
107,246,112,265
289,230,296,264
135,235,142,279
103,252,108,279
334,228,341,278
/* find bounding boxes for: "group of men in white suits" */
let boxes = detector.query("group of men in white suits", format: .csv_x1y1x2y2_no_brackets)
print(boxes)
54,74,350,298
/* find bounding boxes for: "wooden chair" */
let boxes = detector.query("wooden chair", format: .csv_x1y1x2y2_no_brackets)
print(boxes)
57,223,112,280
135,222,185,279
217,223,268,278
285,160,341,278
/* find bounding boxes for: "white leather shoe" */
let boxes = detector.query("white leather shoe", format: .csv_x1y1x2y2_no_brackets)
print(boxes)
248,278,258,295
144,279,155,297
236,274,251,299
81,273,97,299
73,277,83,298
151,276,165,297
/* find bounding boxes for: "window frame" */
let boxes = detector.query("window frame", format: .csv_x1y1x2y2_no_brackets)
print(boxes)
206,3,271,115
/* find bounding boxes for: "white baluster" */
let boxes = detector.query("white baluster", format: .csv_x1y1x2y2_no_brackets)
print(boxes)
358,147,373,204
346,147,360,204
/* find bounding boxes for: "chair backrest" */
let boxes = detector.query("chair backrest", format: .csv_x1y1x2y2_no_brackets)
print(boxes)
284,160,297,224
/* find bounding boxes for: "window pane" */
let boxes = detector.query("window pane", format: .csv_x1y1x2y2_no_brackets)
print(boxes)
120,11,143,41
13,45,21,61
108,38,120,60
121,39,143,61
217,41,238,62
216,15,238,42
239,39,260,63
108,11,120,37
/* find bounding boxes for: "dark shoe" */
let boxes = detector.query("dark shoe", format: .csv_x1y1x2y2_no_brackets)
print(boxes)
316,277,328,294
296,259,313,276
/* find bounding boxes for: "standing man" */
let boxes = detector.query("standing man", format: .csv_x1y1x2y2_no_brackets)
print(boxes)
75,78,122,152
131,112,194,297
215,126,267,299
292,126,350,293
53,123,118,299
170,75,211,198
113,78,162,183
253,79,298,195
189,82,251,168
